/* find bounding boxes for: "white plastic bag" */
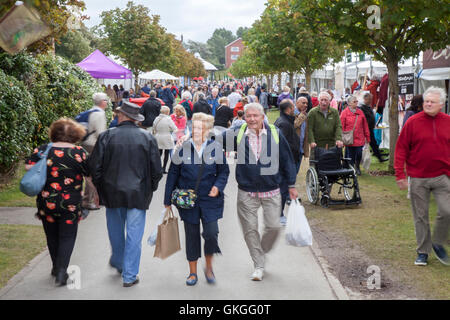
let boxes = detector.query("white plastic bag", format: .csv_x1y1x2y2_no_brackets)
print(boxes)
361,143,371,171
147,209,167,246
285,199,312,247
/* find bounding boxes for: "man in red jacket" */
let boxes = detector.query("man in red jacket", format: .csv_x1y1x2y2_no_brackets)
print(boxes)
395,86,450,266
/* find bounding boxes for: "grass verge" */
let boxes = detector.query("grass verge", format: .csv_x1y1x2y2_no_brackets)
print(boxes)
298,156,450,299
0,224,46,289
0,163,35,207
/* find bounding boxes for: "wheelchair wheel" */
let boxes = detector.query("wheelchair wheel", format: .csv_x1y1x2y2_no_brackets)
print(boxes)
342,177,353,201
306,167,319,204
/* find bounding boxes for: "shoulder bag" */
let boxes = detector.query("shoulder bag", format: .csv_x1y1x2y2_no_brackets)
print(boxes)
342,114,358,146
171,157,205,210
20,143,53,196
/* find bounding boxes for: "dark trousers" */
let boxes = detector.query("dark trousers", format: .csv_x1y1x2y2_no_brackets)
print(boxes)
184,220,221,262
369,129,382,159
159,149,171,171
42,217,78,271
345,146,363,168
281,160,300,216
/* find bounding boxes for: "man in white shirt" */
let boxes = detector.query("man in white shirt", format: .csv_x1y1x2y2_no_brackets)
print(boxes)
82,92,108,210
227,88,242,109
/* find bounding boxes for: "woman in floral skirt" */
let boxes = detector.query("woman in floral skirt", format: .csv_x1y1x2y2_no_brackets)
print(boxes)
25,118,89,286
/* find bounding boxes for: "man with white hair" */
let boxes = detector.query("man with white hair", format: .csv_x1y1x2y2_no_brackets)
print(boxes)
218,102,298,281
80,92,108,210
207,87,220,116
307,91,343,154
395,86,450,266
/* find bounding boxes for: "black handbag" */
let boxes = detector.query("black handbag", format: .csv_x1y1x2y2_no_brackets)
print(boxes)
171,159,205,209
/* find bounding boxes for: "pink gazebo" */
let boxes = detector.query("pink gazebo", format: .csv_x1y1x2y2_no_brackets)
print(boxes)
76,49,132,79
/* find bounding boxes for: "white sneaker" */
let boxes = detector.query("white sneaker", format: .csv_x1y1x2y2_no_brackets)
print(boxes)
251,268,264,281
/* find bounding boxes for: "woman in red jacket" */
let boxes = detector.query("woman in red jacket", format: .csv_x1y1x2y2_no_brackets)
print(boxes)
340,95,370,175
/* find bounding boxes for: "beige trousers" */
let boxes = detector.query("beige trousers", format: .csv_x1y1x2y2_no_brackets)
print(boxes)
410,175,450,254
237,189,281,268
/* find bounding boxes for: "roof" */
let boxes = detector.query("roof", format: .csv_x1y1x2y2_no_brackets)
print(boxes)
76,50,133,79
194,53,218,71
139,69,178,80
225,38,243,48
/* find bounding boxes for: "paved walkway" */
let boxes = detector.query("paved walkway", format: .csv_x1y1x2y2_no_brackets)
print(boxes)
0,161,348,300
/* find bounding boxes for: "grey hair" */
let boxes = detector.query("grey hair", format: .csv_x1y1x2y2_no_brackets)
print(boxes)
244,102,265,115
181,91,192,100
150,90,157,97
346,95,358,104
93,92,109,106
160,106,170,115
318,91,331,101
423,86,446,104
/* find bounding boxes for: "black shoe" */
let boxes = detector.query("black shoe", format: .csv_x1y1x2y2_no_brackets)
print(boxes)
356,168,362,176
378,157,389,163
51,267,57,277
432,244,449,266
414,253,428,266
55,269,69,286
123,277,139,287
82,204,100,211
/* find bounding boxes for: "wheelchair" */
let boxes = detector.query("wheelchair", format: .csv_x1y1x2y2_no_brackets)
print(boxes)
306,147,361,208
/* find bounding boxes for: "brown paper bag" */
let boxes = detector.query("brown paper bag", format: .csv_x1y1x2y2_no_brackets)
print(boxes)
153,208,181,259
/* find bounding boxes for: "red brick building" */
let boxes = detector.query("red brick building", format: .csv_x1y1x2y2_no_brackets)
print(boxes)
225,38,245,69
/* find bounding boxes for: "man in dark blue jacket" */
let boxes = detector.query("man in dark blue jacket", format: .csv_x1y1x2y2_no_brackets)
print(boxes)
218,102,298,281
161,83,174,112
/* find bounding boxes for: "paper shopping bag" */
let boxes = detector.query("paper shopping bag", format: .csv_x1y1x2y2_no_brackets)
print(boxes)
153,208,181,259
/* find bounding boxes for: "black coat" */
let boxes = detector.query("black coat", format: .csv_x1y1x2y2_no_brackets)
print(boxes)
274,112,301,165
89,121,163,210
140,97,161,128
193,98,212,115
359,104,375,131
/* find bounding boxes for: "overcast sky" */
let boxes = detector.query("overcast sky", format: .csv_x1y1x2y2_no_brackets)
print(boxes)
82,0,266,43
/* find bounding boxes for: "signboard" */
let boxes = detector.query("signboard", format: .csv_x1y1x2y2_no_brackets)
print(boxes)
423,47,450,69
398,73,414,111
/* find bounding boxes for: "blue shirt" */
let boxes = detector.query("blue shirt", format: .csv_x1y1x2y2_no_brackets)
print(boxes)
299,120,306,154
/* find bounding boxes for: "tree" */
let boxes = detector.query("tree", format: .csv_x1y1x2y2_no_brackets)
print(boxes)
96,1,171,80
55,23,94,63
206,28,236,68
0,0,87,54
236,26,249,38
184,40,213,61
297,0,450,171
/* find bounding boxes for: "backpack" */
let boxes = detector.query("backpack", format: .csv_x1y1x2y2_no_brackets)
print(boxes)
75,109,100,141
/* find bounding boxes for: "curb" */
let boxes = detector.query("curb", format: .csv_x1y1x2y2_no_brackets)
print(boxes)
309,239,350,300
0,249,49,299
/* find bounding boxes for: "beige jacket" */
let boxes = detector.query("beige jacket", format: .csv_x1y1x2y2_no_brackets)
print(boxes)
105,88,117,102
294,112,309,158
153,114,177,150
82,106,107,149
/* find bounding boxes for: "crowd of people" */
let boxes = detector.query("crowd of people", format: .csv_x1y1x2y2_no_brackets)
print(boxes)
24,78,449,288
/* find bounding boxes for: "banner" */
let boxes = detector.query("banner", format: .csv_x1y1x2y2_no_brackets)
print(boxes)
0,2,50,55
398,73,414,111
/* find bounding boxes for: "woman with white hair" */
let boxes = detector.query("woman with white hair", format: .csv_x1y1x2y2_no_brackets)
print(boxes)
277,86,294,106
153,106,178,173
340,95,370,175
164,112,230,286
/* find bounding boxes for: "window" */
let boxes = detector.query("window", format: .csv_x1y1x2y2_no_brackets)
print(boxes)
231,46,240,52
231,55,239,60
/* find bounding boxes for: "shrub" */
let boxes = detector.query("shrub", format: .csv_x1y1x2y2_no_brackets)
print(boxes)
0,69,38,176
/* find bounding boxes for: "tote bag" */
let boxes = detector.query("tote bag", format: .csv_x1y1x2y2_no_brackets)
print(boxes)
342,115,358,146
20,143,53,196
154,207,181,259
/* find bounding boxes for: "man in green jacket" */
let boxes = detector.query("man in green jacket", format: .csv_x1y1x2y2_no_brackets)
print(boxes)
307,91,343,155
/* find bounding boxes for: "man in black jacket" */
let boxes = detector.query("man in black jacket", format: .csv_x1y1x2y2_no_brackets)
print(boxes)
139,90,161,131
359,93,388,163
89,102,162,288
274,99,301,225
193,93,212,115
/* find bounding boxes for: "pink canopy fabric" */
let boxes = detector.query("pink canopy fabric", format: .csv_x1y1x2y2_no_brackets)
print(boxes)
76,49,132,79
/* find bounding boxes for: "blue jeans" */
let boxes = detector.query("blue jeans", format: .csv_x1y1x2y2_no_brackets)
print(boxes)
106,208,146,283
345,146,363,167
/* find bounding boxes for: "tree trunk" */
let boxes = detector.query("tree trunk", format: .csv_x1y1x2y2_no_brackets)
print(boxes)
277,72,282,92
386,57,399,173
289,72,294,94
305,70,312,92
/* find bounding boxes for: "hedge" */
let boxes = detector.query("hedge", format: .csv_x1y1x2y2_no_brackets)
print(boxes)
0,52,105,178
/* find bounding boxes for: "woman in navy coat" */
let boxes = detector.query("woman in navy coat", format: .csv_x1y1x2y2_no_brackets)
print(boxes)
164,112,230,286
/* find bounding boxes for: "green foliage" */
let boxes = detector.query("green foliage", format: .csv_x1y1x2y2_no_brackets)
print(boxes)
55,24,94,64
0,69,38,173
206,28,237,67
0,52,102,175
